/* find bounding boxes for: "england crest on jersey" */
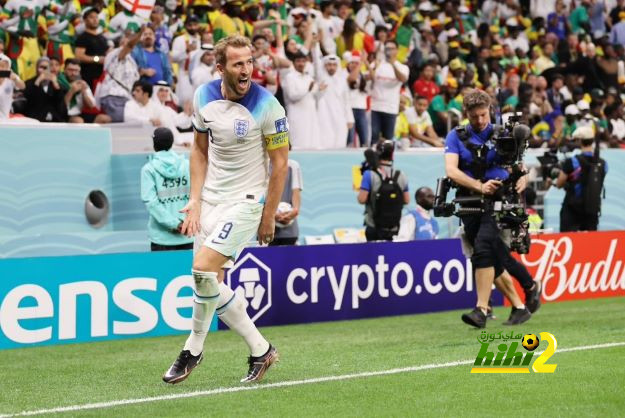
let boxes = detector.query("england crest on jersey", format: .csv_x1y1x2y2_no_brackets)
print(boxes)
234,119,249,138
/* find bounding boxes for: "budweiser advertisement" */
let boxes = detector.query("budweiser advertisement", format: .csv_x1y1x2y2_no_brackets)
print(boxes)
514,231,625,303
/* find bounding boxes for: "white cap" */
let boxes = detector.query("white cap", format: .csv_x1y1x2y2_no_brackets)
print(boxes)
418,1,433,11
572,126,594,139
506,17,519,27
446,28,459,38
564,104,580,115
0,53,11,65
576,100,590,111
201,43,214,51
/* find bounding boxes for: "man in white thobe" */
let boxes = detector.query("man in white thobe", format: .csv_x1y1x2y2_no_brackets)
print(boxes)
190,43,220,92
314,52,353,149
170,15,201,105
124,80,189,146
282,51,322,149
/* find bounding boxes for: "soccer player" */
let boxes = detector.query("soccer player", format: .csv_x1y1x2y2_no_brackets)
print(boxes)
162,35,289,384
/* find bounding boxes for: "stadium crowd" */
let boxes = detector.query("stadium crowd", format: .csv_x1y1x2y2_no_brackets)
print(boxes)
2,0,625,150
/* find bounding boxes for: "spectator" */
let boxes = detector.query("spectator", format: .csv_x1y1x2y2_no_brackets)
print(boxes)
611,11,625,46
58,58,110,124
150,5,172,53
23,57,67,122
140,127,193,252
428,77,461,137
354,1,386,36
271,156,303,246
336,18,367,59
0,54,25,120
74,8,109,91
49,56,62,77
609,0,625,28
345,50,371,147
318,0,342,56
171,15,202,105
315,52,353,149
606,102,625,146
96,29,141,123
589,0,607,38
251,34,279,94
2,0,43,81
124,80,179,139
395,187,439,241
534,42,556,74
108,7,145,41
412,63,439,102
547,0,570,41
503,19,529,54
45,0,78,65
597,44,620,89
190,43,219,92
404,95,443,147
212,0,246,43
282,51,321,149
151,81,192,131
132,25,173,86
547,73,565,112
570,1,592,35
564,104,581,140
370,39,409,142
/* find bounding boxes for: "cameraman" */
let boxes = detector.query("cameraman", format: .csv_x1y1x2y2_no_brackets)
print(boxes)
444,89,531,328
555,126,607,232
358,140,410,241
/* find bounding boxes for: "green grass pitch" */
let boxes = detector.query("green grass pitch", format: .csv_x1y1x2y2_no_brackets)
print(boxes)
2,296,624,417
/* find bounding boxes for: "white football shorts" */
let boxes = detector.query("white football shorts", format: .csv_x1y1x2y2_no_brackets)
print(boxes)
195,200,263,267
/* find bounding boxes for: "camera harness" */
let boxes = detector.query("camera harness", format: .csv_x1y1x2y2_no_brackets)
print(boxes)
454,125,499,183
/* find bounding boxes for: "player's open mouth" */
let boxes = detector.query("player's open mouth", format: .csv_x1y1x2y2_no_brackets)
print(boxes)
238,78,249,88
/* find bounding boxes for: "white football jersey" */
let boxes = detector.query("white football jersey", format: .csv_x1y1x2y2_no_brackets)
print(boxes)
192,80,289,204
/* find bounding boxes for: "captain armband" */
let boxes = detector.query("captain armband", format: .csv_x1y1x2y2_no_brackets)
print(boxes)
265,132,290,150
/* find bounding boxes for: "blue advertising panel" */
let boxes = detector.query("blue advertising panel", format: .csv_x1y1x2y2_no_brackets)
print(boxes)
225,239,493,328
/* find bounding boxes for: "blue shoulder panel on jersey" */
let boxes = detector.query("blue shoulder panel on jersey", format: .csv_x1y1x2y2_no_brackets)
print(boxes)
238,82,275,123
197,79,225,107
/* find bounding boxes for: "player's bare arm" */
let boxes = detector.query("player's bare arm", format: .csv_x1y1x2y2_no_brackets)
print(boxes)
180,130,208,236
259,145,288,244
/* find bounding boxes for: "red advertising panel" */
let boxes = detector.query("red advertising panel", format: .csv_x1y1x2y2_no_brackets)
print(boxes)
513,231,625,303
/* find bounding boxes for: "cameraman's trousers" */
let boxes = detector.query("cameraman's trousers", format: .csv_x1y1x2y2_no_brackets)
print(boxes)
461,213,534,290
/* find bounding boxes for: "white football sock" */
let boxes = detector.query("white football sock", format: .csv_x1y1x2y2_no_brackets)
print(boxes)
217,282,270,357
183,270,220,356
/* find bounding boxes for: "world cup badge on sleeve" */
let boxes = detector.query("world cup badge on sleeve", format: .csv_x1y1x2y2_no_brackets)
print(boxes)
275,117,289,133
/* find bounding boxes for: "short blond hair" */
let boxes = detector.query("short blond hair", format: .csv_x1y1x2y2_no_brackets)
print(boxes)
215,35,252,66
463,89,491,112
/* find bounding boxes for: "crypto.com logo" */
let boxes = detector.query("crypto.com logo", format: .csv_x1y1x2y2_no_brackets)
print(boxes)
226,253,272,322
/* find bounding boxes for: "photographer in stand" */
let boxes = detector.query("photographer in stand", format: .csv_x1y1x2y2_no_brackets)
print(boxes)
443,89,533,328
555,126,607,232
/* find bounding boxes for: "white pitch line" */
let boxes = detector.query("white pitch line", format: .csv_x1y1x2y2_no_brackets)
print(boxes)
4,341,625,417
